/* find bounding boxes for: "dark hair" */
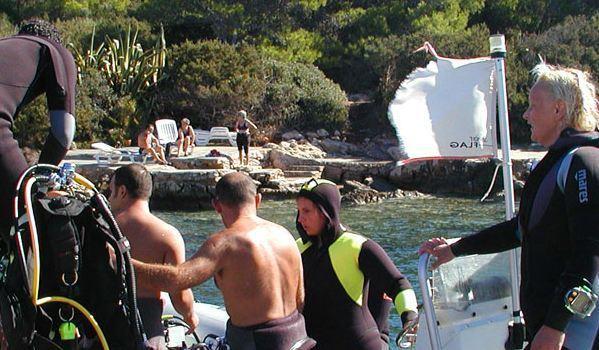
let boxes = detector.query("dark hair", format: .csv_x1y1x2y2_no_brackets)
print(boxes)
146,123,155,130
18,19,62,44
215,172,256,206
113,164,153,200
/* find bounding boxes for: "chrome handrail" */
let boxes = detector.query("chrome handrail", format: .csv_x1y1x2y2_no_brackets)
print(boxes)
418,253,442,350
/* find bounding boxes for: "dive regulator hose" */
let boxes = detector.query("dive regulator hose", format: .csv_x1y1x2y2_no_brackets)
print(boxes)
14,165,110,349
91,192,146,348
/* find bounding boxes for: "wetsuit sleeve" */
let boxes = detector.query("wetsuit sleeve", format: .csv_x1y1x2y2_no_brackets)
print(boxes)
359,239,418,324
450,217,520,257
544,148,599,332
39,44,77,165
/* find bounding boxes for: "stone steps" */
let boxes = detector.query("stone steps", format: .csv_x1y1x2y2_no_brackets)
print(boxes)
282,170,322,178
284,165,325,172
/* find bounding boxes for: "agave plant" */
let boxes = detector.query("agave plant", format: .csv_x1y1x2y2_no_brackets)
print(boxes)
68,26,106,84
100,24,167,97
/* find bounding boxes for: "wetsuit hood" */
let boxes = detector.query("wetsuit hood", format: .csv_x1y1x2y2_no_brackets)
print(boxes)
296,179,342,248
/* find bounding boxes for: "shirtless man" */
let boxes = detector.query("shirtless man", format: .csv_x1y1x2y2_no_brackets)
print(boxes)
137,124,168,165
133,172,313,350
108,164,198,349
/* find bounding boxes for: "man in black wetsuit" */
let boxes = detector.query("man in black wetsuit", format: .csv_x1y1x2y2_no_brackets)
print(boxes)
296,178,419,349
0,19,77,237
420,63,599,349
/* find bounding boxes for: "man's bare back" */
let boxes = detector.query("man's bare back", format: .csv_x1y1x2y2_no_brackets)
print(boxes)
108,164,197,344
209,216,302,326
132,172,313,349
115,208,184,299
137,129,154,150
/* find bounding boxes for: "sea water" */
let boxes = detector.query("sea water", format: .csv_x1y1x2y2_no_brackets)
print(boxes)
156,196,505,349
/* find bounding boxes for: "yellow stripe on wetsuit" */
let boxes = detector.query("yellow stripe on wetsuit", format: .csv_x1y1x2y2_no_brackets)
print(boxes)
328,232,368,306
394,289,418,315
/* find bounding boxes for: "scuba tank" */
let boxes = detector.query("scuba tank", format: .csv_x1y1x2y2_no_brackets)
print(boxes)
0,163,146,349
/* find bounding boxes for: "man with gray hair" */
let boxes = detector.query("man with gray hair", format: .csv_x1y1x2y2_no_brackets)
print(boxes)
133,172,314,349
420,63,599,349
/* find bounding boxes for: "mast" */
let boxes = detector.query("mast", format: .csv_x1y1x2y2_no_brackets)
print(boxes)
490,34,524,349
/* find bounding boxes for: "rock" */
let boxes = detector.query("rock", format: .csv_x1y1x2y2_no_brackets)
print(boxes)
388,159,500,195
249,169,284,184
341,180,382,205
316,129,329,138
362,142,393,160
333,130,341,137
363,176,374,186
386,146,407,161
268,142,327,169
305,132,318,139
369,176,397,192
281,130,304,141
342,180,372,192
319,139,359,155
170,156,232,170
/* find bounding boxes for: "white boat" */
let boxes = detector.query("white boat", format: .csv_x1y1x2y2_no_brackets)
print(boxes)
161,292,229,348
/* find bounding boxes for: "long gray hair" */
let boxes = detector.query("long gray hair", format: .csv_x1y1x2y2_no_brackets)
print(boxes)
531,63,598,132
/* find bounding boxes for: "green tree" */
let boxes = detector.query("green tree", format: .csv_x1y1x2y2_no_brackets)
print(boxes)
150,40,266,128
0,11,14,36
0,0,132,22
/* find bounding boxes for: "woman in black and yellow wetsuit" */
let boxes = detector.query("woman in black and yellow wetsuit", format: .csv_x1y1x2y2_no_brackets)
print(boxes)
295,178,418,349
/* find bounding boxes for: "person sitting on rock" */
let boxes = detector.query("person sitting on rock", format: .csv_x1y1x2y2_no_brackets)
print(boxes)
177,117,195,156
137,123,168,165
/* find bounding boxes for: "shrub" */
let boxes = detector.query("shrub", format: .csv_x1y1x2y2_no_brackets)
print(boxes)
0,12,14,37
147,40,347,136
58,16,156,55
13,67,135,148
261,59,347,131
149,40,266,129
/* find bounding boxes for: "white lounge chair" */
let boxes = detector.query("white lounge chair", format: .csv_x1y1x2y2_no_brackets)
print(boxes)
91,142,148,165
208,127,237,146
194,129,211,146
155,119,179,156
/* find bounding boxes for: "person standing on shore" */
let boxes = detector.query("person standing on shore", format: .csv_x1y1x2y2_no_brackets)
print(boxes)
420,63,599,350
132,172,315,349
235,110,257,165
108,164,197,349
295,178,419,349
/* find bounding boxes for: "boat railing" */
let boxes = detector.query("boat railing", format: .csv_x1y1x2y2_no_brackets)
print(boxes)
416,241,514,350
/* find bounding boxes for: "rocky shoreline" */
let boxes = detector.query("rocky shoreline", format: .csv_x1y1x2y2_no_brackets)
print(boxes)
62,131,545,210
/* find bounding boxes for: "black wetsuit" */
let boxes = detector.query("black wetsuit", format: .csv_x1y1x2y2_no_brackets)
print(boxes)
136,298,166,350
0,35,76,233
451,129,599,344
298,233,415,350
368,284,393,348
225,311,314,350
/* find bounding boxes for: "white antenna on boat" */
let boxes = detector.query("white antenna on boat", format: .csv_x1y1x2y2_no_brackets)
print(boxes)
490,33,524,349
